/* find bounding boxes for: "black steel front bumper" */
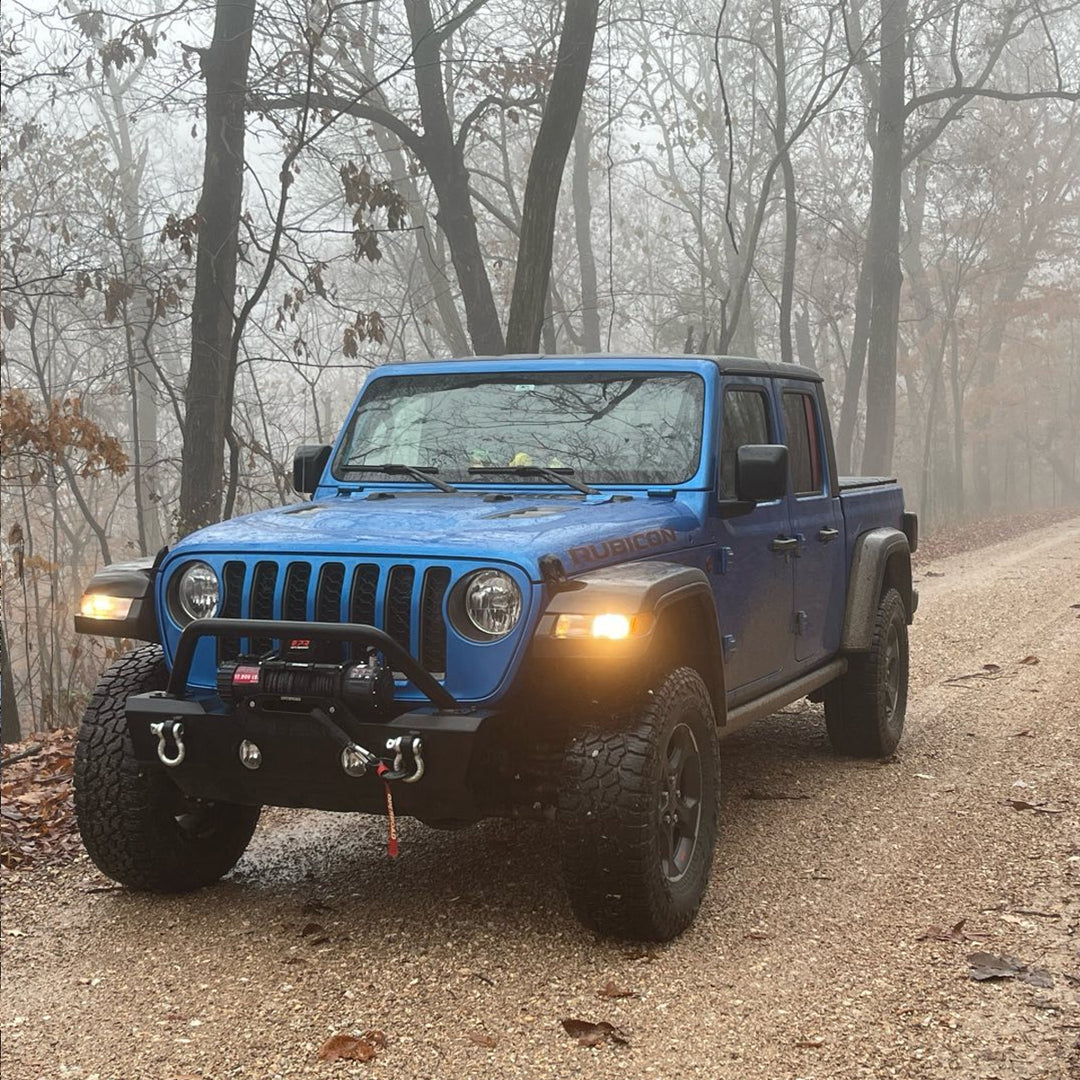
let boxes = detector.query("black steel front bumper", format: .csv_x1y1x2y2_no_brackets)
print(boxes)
126,618,490,820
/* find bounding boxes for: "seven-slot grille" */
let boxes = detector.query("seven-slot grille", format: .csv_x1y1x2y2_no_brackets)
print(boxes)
215,560,453,676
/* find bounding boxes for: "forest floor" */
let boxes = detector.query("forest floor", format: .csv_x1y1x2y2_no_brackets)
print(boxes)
2,515,1078,1080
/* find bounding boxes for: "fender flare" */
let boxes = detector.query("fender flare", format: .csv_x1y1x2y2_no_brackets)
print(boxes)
533,560,726,712
73,551,164,642
841,528,912,652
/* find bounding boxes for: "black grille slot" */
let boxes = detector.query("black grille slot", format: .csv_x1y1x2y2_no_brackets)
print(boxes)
315,562,345,659
315,562,345,622
420,567,451,674
218,561,246,661
385,566,415,652
249,561,279,655
283,562,311,621
348,564,379,625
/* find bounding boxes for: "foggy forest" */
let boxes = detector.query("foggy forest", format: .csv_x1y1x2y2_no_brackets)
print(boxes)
2,0,1078,738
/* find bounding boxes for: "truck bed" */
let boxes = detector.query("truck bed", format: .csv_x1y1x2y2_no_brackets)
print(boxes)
838,475,897,490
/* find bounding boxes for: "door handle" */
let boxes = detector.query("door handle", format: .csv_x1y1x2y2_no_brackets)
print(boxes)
770,537,799,554
818,527,840,543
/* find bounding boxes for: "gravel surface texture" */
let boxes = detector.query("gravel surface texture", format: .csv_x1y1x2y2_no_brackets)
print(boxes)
2,518,1078,1080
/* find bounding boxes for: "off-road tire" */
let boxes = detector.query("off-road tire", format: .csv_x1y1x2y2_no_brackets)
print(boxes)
558,666,719,941
75,645,261,891
825,587,908,758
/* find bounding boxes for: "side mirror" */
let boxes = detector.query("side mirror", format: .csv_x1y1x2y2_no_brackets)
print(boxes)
735,444,788,503
293,444,331,494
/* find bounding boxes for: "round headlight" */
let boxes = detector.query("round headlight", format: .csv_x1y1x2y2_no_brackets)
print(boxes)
462,570,522,638
176,562,220,623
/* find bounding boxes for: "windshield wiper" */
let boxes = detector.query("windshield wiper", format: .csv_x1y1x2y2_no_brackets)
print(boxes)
467,465,598,495
342,463,458,493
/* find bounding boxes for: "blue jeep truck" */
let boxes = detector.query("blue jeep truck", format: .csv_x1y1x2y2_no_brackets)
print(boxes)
73,355,917,940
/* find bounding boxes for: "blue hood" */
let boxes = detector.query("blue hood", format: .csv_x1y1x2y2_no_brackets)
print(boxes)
173,492,705,579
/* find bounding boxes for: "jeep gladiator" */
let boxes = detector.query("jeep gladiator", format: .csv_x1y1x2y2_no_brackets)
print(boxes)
74,355,917,940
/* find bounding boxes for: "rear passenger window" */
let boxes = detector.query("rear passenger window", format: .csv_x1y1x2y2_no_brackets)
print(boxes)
782,391,823,495
720,389,770,498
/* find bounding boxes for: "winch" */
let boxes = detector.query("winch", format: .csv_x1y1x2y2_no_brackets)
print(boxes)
216,643,394,714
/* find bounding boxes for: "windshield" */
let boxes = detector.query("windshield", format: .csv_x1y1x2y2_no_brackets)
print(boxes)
334,371,705,486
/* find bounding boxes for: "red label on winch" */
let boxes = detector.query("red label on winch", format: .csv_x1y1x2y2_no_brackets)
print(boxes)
232,667,261,684
289,639,311,650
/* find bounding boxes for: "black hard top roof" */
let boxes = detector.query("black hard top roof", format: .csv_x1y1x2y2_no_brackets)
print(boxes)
401,353,823,382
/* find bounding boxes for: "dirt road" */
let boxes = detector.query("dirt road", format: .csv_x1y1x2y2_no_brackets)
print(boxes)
3,518,1078,1080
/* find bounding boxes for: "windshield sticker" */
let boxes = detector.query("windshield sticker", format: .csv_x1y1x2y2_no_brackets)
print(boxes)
568,528,678,566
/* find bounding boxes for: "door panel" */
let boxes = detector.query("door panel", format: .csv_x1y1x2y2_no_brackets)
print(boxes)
779,384,845,664
709,380,794,701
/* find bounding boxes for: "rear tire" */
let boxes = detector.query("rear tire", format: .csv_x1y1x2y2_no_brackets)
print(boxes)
558,667,719,941
75,645,261,891
825,588,908,757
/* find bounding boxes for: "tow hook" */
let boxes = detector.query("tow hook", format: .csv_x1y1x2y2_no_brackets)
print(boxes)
383,735,425,783
340,742,380,777
150,719,186,767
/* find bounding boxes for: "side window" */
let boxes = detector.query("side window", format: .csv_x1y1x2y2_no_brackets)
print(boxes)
782,391,823,495
719,389,770,498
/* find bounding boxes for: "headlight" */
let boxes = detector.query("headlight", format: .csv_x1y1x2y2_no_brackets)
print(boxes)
174,562,220,623
456,569,522,639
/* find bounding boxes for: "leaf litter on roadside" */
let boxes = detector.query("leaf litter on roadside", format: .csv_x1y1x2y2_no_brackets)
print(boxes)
561,1018,629,1048
597,980,638,999
0,727,78,871
967,952,1053,988
467,1032,497,1049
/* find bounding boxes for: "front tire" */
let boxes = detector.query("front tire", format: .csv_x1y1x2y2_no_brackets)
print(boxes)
75,645,261,892
558,667,719,941
825,587,909,757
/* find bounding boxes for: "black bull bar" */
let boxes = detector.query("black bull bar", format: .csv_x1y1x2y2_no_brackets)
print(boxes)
126,619,489,818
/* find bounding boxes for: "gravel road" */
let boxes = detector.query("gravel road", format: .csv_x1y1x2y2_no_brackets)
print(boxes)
2,518,1078,1080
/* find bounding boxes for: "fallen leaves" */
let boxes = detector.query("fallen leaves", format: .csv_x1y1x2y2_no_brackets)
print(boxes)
0,727,78,870
597,980,638,1000
967,952,1053,988
467,1032,497,1049
1007,800,1066,814
915,918,987,944
944,663,1008,684
317,1029,385,1063
561,1018,628,1047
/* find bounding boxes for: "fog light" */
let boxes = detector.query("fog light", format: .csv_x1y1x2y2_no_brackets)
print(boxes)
553,612,646,640
79,593,133,620
592,612,632,640
238,739,262,770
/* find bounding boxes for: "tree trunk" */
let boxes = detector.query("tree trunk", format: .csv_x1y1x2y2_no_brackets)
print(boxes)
1,617,20,744
505,0,600,354
405,0,505,356
177,0,255,536
860,0,907,476
104,70,164,554
572,118,602,352
836,250,873,472
772,0,796,365
948,319,965,515
794,302,816,370
971,266,1029,511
